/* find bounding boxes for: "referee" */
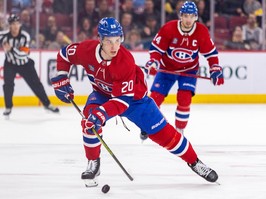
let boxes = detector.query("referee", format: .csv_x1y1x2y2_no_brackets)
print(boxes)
0,14,59,117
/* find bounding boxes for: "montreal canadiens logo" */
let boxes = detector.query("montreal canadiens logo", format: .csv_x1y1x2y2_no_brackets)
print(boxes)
171,48,194,63
94,79,112,94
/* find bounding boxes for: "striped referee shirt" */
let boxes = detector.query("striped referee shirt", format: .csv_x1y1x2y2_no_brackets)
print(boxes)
0,28,30,66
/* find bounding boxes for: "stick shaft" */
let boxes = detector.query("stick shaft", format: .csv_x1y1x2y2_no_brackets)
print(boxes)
157,69,211,80
140,66,211,80
68,97,134,181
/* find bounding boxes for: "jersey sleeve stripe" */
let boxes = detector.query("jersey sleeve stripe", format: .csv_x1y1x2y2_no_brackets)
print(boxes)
111,93,134,97
149,42,165,54
59,46,70,63
109,98,129,108
201,47,218,59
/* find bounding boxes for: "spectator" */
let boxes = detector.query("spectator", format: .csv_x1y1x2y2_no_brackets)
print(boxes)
119,0,138,24
47,31,71,50
0,0,5,16
0,1,8,31
37,33,47,49
78,0,99,29
215,0,245,16
0,16,6,31
153,0,162,13
243,0,262,16
243,0,262,26
242,13,263,50
25,0,36,15
123,29,144,50
41,0,53,15
30,33,47,49
133,0,145,14
43,15,59,44
120,0,135,14
79,17,95,39
224,26,251,50
97,0,114,19
166,0,185,21
120,12,138,37
197,0,210,28
139,14,160,41
164,0,175,16
77,0,86,12
20,9,35,39
137,0,160,25
8,0,32,13
77,31,88,42
53,0,73,14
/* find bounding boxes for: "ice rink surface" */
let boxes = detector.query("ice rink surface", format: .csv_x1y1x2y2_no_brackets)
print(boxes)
1,104,266,199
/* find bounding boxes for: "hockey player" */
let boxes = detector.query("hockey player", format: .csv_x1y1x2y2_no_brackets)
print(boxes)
0,14,59,118
51,17,218,187
142,1,224,139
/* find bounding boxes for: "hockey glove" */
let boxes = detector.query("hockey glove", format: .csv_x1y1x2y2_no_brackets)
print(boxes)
210,65,224,86
81,107,109,134
51,75,74,103
144,59,160,76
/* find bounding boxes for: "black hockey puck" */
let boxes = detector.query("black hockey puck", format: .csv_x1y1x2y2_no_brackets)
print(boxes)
101,184,110,193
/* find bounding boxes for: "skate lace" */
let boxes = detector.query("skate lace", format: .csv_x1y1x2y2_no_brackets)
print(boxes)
193,161,212,177
87,159,98,173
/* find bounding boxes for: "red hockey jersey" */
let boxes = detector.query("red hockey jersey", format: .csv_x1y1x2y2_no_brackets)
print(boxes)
149,20,219,72
56,40,147,117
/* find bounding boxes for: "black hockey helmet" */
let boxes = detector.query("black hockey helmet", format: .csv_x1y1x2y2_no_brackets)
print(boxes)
8,14,20,24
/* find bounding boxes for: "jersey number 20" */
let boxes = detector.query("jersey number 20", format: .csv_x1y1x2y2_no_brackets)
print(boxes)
122,80,133,93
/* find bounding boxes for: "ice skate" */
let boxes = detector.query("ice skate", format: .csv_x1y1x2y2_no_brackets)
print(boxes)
81,158,100,187
44,104,59,113
188,158,218,183
3,108,12,119
140,131,148,142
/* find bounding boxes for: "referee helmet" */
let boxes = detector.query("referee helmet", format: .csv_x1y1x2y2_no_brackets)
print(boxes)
8,14,20,24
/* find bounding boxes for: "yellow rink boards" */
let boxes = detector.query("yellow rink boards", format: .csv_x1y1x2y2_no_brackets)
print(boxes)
1,94,266,107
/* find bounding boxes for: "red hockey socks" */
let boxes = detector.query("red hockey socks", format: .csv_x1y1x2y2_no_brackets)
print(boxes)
149,123,197,164
150,91,165,107
175,90,192,129
83,130,102,160
82,104,102,160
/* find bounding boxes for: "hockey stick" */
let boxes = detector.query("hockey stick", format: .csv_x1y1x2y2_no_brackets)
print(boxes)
140,66,211,80
157,69,211,80
67,96,134,181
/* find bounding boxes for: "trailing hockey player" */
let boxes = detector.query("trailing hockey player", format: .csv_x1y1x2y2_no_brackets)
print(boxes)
142,1,224,139
51,17,219,187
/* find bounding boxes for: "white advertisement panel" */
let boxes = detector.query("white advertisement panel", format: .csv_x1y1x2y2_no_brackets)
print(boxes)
0,51,266,97
197,52,266,94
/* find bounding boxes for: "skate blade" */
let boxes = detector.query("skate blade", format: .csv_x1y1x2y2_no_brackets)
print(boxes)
215,181,221,185
83,179,98,187
4,115,10,120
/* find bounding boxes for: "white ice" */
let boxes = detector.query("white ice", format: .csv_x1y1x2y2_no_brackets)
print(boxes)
1,104,266,199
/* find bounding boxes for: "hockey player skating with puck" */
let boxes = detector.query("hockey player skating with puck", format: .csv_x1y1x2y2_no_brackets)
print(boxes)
51,17,218,187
